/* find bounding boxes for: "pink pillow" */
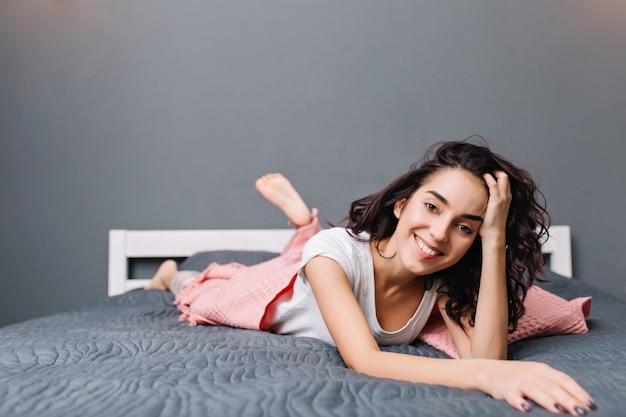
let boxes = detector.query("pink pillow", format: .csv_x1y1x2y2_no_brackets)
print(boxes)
418,286,592,358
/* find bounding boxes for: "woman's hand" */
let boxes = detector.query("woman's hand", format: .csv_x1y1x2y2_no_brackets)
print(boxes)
480,171,512,244
478,359,596,415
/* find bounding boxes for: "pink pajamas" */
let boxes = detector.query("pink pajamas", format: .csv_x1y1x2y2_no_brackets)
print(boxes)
173,213,321,330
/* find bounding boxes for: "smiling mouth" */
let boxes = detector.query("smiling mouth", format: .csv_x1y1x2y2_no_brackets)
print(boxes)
416,237,444,257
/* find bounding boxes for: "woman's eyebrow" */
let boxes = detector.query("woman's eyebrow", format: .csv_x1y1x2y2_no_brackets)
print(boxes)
426,190,484,221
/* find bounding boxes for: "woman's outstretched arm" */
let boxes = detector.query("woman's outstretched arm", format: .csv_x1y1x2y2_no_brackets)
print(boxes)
304,255,595,415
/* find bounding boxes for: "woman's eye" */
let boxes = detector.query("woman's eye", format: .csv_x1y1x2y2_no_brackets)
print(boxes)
458,224,473,234
424,203,437,212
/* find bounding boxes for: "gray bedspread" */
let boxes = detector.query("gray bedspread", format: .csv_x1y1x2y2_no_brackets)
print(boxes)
1,252,625,417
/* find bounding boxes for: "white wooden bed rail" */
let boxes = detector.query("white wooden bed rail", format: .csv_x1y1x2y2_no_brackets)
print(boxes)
539,225,573,279
108,229,294,296
108,226,572,297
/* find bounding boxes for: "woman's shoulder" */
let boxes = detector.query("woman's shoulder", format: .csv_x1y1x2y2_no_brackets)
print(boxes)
300,227,373,287
308,227,367,246
303,227,370,261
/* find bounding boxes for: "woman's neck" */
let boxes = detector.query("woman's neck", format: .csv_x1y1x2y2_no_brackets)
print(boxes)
370,239,426,332
370,239,420,290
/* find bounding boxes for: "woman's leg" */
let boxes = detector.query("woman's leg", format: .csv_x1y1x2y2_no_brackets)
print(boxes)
255,173,313,227
147,173,313,292
145,260,178,291
146,261,200,294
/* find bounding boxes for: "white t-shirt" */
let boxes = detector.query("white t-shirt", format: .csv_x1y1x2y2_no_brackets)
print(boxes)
269,227,440,346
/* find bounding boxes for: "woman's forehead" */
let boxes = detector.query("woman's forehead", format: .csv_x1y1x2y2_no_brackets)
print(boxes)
424,168,483,185
418,169,488,206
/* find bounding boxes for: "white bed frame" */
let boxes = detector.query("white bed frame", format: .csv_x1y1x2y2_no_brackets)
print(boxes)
108,226,573,296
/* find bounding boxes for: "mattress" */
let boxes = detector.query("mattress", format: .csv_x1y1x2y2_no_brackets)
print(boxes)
1,251,624,417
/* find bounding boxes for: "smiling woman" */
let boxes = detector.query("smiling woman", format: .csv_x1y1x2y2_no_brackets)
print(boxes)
384,169,488,270
141,139,596,415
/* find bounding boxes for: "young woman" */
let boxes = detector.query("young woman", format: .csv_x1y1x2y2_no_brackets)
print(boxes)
147,140,596,416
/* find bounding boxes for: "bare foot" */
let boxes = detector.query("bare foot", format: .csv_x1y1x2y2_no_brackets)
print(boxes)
145,260,178,291
255,173,313,227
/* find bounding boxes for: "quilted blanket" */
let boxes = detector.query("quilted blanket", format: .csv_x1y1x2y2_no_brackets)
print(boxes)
1,252,625,417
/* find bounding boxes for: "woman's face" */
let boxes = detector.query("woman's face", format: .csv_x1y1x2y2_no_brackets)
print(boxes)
390,168,489,276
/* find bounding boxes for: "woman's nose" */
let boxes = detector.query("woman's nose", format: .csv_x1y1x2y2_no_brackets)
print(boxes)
430,220,449,243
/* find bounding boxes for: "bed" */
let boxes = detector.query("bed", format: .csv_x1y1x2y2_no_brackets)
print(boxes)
1,226,624,417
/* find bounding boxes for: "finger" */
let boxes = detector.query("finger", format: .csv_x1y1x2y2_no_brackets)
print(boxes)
522,374,594,416
548,396,590,416
484,173,511,205
483,172,508,191
502,392,533,413
526,385,582,416
552,373,596,415
492,170,508,182
519,384,566,415
482,174,501,201
483,172,498,188
491,171,510,193
483,173,507,202
496,173,511,196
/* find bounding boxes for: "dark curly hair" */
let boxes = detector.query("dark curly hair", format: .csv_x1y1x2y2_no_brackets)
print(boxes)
345,138,550,333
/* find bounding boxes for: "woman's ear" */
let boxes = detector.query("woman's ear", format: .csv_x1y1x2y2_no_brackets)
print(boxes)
393,199,407,219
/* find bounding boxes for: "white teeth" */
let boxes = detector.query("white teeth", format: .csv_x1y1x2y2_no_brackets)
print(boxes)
417,239,440,256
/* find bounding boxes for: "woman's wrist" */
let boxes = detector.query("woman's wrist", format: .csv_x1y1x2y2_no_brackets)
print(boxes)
480,235,506,252
462,359,494,393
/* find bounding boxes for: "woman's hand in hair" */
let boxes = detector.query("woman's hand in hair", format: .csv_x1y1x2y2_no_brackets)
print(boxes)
480,170,512,245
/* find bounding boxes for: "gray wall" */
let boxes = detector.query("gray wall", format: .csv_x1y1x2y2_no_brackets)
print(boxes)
1,1,625,328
